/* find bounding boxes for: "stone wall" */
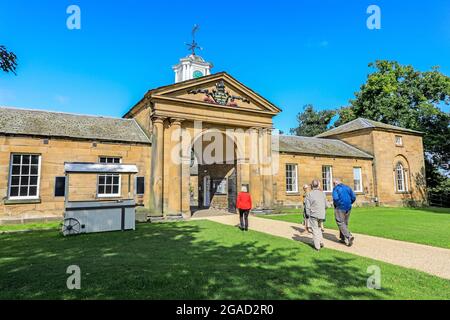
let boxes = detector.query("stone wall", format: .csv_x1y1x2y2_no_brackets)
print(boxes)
326,129,426,206
0,135,151,222
132,105,152,134
274,153,375,208
331,130,375,155
371,131,426,206
0,128,426,223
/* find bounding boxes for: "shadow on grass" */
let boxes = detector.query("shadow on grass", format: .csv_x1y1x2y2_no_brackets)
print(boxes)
291,226,343,244
0,221,392,300
409,207,450,215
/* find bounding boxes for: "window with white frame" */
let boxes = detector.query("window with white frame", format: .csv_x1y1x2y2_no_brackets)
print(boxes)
98,157,121,197
8,154,41,199
285,164,298,193
395,162,407,192
395,135,403,146
353,167,363,192
322,165,333,192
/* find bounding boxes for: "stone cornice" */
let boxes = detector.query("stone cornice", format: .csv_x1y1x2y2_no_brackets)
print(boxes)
151,95,278,116
151,111,272,128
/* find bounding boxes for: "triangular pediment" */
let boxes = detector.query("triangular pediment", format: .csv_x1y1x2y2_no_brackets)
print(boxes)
148,72,281,114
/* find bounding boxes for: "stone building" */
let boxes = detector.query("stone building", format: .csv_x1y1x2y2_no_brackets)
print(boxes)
0,54,426,223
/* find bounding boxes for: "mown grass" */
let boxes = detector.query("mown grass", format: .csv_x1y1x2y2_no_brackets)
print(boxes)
0,220,449,300
262,207,450,248
0,221,61,232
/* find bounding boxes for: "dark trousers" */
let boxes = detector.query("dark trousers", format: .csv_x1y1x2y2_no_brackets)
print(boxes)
335,209,352,240
239,209,250,230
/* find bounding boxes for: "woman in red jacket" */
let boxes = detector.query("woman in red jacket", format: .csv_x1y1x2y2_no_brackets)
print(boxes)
236,185,252,231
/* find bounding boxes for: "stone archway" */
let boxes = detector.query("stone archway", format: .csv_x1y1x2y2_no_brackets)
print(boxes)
188,129,239,215
149,117,276,219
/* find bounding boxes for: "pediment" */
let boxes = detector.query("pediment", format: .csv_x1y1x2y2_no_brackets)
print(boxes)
149,73,281,115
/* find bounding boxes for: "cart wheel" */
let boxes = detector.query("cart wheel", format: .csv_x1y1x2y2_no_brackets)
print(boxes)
62,218,81,236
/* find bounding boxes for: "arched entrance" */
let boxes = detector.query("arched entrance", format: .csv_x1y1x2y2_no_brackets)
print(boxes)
188,129,239,215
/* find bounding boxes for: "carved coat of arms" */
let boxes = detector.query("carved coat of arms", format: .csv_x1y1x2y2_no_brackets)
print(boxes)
188,80,250,107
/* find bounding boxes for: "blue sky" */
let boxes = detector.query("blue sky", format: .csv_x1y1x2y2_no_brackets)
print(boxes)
1,0,449,132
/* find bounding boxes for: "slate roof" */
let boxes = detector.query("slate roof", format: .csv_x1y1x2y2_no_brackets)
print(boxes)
316,118,422,138
276,135,373,159
0,106,151,144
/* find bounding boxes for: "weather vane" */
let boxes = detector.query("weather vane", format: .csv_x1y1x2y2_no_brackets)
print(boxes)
186,24,202,55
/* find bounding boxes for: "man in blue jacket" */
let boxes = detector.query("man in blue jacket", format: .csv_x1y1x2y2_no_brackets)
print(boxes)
332,178,356,247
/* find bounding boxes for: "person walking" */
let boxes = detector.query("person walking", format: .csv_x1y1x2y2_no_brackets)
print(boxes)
318,217,325,232
302,184,312,233
304,180,328,251
332,178,356,246
236,185,252,231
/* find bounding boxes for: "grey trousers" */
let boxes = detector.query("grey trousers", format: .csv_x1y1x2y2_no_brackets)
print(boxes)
303,211,310,230
334,209,352,240
309,217,324,250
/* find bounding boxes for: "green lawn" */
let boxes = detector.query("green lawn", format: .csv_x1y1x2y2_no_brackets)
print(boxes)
262,207,450,248
0,220,449,299
0,221,61,232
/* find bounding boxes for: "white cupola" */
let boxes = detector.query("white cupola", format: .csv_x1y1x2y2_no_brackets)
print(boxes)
172,54,213,83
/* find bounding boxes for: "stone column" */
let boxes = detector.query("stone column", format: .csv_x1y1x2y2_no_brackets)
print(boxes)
262,128,274,212
150,116,165,217
249,127,263,210
167,118,184,216
235,129,247,197
180,129,192,217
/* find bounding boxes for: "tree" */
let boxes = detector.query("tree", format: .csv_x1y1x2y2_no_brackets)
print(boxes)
290,104,336,137
339,60,450,189
0,45,18,74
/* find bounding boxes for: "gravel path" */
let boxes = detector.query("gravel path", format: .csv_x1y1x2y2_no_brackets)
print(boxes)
205,215,450,280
